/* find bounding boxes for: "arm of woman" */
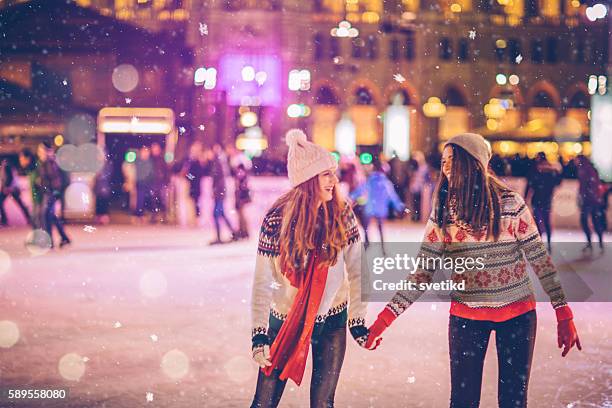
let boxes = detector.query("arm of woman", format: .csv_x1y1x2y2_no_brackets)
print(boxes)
342,204,371,348
512,193,581,357
366,214,443,348
251,254,275,367
250,210,281,366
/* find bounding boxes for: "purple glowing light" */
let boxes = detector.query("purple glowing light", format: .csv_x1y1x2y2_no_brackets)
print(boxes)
219,54,281,106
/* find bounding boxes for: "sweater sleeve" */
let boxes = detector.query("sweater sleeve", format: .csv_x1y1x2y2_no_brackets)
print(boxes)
342,203,367,329
383,213,444,318
512,193,568,309
251,254,275,345
250,208,282,347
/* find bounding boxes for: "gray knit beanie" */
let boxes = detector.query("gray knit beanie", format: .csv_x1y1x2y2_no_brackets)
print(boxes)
444,133,492,169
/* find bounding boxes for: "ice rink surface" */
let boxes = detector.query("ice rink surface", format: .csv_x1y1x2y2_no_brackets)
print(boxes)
0,213,611,407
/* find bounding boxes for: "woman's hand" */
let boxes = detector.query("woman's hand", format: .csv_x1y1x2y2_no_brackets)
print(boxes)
365,308,397,349
557,319,582,357
252,344,272,368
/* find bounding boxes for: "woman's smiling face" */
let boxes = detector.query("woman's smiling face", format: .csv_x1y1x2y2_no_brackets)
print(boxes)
318,169,338,202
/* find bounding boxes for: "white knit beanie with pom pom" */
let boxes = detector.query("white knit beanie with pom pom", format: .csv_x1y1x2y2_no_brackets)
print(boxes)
285,128,338,187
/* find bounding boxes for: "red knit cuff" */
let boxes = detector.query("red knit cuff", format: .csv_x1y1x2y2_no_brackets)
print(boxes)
379,308,398,327
555,305,573,322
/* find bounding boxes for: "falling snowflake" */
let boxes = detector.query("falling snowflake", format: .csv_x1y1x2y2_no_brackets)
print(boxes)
179,111,186,117
62,79,68,86
468,30,476,40
198,124,205,131
407,376,416,384
125,97,132,104
83,225,96,233
269,281,281,290
113,321,122,329
393,73,406,83
179,126,186,134
150,334,158,342
430,304,437,311
82,356,90,362
146,392,154,402
186,173,195,181
515,54,523,64
131,116,139,125
199,22,208,36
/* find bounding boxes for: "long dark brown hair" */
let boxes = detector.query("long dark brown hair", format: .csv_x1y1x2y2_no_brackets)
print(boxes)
272,176,347,275
433,144,507,241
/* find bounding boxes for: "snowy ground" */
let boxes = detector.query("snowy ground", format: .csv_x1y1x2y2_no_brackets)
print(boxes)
0,217,611,407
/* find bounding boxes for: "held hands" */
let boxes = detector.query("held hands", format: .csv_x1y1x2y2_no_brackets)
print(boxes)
365,308,397,349
350,325,381,350
556,306,582,357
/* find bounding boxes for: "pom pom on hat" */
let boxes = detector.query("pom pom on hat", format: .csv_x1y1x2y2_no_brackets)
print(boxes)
285,128,337,187
285,128,307,147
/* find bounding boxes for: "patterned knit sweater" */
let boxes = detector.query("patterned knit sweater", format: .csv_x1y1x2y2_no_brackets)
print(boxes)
251,201,366,346
384,190,568,320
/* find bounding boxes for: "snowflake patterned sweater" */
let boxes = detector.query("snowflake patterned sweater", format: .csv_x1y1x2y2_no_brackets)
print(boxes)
251,201,367,348
380,190,573,324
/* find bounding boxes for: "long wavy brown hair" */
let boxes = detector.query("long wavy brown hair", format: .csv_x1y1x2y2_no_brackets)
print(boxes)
433,144,508,241
272,176,347,276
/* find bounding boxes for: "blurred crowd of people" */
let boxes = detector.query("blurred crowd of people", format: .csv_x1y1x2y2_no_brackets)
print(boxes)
1,141,609,251
97,142,254,245
338,150,609,251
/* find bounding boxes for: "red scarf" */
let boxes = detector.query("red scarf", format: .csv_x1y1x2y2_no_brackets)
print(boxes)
263,252,329,385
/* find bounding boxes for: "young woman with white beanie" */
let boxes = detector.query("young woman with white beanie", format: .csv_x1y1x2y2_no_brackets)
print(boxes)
250,129,378,408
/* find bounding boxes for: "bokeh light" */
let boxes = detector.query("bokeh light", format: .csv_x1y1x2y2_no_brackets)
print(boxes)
139,270,168,299
161,349,189,380
112,64,139,93
56,144,79,172
66,114,96,145
25,229,52,256
0,321,20,348
58,353,87,381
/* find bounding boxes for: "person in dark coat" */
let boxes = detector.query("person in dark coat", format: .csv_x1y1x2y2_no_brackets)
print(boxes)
575,155,605,251
37,143,71,248
94,150,113,225
19,149,43,229
150,143,169,222
524,152,562,251
209,144,237,244
180,142,206,220
233,163,251,239
0,158,32,226
134,146,154,223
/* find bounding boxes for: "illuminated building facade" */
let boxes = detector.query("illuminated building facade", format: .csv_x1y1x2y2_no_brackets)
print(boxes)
1,0,609,162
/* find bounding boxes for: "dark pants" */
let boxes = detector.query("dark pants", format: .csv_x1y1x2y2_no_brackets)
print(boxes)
213,198,234,240
532,205,552,246
580,205,605,246
0,189,31,225
449,311,537,408
251,323,347,408
190,193,201,218
134,184,152,217
44,193,69,244
411,191,422,221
